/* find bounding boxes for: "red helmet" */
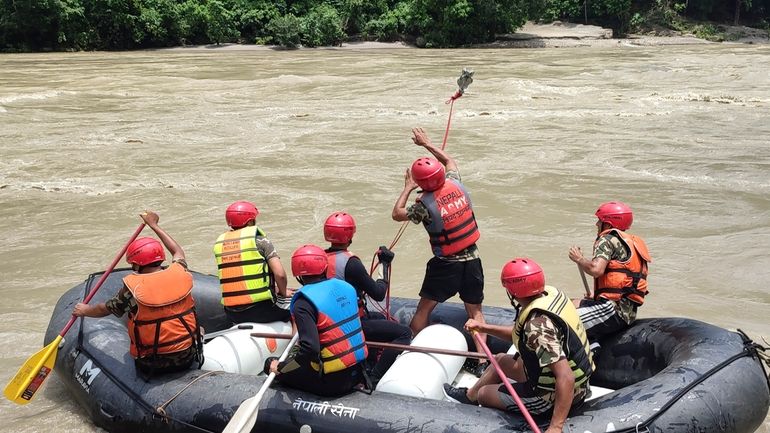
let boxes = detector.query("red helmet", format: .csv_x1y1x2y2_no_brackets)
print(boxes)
126,237,166,266
411,157,446,192
226,201,259,229
500,258,545,299
324,212,356,244
291,244,328,277
595,201,633,231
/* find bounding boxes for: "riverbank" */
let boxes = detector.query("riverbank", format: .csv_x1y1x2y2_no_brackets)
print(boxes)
161,21,770,51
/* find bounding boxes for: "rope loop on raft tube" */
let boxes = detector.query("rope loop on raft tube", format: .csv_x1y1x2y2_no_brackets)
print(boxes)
595,328,770,433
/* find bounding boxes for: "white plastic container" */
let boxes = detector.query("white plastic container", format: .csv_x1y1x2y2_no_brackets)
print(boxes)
375,324,468,400
201,321,292,375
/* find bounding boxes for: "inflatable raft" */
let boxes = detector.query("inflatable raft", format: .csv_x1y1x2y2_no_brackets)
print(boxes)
45,269,770,433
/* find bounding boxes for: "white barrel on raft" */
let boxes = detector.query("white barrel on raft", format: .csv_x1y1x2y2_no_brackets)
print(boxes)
201,321,292,375
375,324,467,400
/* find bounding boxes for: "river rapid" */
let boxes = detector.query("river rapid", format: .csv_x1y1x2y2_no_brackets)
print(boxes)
1,44,769,432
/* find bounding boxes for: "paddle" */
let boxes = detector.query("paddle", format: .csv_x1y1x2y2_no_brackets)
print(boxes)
202,323,256,343
250,331,488,360
472,330,542,433
4,223,146,405
223,333,299,433
578,265,592,298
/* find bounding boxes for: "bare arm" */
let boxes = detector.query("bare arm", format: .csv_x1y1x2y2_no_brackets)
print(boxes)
544,358,575,433
412,127,458,172
72,302,110,318
267,256,291,297
464,319,514,342
392,168,418,222
141,211,185,262
568,246,608,278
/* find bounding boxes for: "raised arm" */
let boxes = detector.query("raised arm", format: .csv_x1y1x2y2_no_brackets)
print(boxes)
412,127,458,172
392,168,418,222
140,211,185,262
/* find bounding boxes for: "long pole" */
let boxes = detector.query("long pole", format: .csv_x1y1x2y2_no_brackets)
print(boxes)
249,332,488,360
472,331,542,433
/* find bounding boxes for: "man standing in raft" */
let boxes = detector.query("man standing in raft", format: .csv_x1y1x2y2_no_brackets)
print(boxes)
213,201,293,324
444,258,594,433
73,211,202,377
568,201,651,342
265,244,368,396
322,211,412,386
391,127,488,374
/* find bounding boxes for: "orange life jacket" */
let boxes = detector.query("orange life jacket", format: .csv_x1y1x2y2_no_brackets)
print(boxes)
123,263,199,359
417,178,480,257
594,229,651,305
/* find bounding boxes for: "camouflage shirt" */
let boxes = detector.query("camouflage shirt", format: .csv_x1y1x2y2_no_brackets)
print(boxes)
255,233,280,261
593,233,637,324
592,233,630,262
406,170,480,262
523,312,590,402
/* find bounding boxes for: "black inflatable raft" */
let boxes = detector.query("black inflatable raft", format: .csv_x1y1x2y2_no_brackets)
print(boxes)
45,269,770,433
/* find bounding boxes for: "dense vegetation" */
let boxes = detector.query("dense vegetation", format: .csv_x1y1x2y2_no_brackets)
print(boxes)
0,0,768,51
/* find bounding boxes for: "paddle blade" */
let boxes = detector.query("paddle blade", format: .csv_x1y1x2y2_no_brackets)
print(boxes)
4,336,61,405
222,393,261,433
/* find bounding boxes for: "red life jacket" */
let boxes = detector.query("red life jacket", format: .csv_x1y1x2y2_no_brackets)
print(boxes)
594,229,652,305
123,263,199,359
326,249,354,281
417,178,480,257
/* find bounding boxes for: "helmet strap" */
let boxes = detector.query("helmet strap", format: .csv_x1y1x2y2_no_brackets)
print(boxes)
506,292,520,311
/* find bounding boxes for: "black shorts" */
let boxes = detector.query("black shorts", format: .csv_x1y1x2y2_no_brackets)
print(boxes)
497,381,553,415
577,298,629,341
419,257,484,304
224,301,291,324
276,364,363,397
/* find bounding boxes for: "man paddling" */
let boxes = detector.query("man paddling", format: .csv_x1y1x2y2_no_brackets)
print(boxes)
391,127,488,375
444,258,594,433
72,211,202,377
265,244,368,397
568,201,651,342
322,211,412,386
213,201,294,324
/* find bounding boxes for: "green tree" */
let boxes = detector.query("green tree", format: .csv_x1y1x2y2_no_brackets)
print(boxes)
82,0,142,49
232,0,283,43
363,1,412,40
205,0,238,44
177,0,210,44
0,0,62,50
268,13,301,47
410,0,528,47
301,3,345,46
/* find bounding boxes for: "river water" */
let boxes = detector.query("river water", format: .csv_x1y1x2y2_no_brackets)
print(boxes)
1,45,769,432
